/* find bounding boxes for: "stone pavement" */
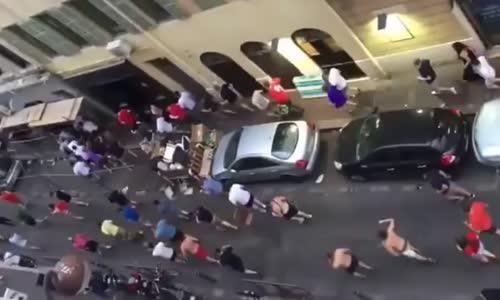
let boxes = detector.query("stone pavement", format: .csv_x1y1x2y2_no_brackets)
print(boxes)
296,56,500,129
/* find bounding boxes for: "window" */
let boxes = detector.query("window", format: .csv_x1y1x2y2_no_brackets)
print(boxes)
131,0,172,22
399,148,437,162
194,0,226,10
232,157,278,171
34,13,89,47
368,149,400,163
5,25,58,57
223,129,242,168
0,43,30,68
65,0,125,36
272,123,299,159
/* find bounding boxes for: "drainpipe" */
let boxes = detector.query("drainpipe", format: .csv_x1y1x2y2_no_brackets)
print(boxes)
101,0,212,87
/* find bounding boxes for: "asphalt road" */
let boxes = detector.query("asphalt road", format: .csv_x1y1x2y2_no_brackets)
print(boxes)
0,129,499,300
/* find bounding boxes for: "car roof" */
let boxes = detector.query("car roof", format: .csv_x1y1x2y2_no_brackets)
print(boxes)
475,99,500,154
236,122,280,157
361,108,445,149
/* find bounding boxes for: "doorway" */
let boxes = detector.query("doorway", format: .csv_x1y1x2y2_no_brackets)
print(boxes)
65,61,175,112
200,52,262,97
292,28,366,79
241,41,302,89
147,57,210,99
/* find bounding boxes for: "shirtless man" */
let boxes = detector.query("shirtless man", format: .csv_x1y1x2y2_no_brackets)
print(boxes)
270,196,312,224
378,218,435,263
327,248,373,278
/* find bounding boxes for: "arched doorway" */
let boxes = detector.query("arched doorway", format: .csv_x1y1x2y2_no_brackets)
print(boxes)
241,41,302,89
200,52,262,97
292,28,366,79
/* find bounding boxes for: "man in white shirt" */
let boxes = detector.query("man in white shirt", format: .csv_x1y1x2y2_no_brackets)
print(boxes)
228,184,266,212
3,252,36,268
156,117,174,133
73,160,91,177
147,242,185,263
177,91,197,111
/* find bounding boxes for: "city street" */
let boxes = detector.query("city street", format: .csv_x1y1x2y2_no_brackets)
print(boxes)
0,125,499,300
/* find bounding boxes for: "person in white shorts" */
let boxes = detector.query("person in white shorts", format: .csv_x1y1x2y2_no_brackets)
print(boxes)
377,218,435,263
146,241,185,263
228,184,266,213
4,233,41,250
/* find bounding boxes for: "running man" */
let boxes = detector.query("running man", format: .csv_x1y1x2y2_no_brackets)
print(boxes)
193,206,238,231
377,218,435,263
3,233,41,250
50,190,89,206
327,248,373,278
68,233,112,255
145,241,186,263
215,244,258,274
179,235,217,263
228,184,266,212
456,232,496,263
2,252,36,268
47,201,84,220
463,199,500,236
428,170,473,203
98,219,126,239
270,196,312,224
154,219,185,244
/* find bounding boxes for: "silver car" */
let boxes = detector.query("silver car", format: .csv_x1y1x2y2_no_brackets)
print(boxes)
211,121,320,183
473,98,500,167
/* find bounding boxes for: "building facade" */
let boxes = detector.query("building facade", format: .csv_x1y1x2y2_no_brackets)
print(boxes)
0,0,495,109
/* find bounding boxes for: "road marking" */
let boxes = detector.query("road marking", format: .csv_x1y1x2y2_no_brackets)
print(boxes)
368,185,391,192
401,184,419,192
475,184,497,192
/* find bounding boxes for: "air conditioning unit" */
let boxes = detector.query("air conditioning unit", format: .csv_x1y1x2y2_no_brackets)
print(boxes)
106,39,133,57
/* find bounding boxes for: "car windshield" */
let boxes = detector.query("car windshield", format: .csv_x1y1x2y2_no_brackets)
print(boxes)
223,129,242,168
355,116,379,160
272,123,299,159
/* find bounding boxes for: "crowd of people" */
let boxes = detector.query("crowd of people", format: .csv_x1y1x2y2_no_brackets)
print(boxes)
0,40,497,298
328,169,496,278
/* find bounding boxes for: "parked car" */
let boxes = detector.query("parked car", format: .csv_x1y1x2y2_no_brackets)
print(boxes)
211,121,320,183
334,108,469,180
473,99,500,167
0,156,22,190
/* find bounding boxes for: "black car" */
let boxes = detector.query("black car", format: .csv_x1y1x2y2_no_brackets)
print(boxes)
334,108,469,180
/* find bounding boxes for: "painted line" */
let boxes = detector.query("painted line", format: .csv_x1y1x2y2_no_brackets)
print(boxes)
368,185,391,192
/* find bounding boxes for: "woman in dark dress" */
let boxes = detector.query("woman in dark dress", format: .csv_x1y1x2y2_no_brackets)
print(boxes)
451,42,482,82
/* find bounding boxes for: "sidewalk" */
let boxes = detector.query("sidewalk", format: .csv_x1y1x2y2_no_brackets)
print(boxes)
294,56,500,129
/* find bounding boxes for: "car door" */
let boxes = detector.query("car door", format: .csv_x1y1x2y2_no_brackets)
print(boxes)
397,147,440,176
360,148,402,178
231,157,280,181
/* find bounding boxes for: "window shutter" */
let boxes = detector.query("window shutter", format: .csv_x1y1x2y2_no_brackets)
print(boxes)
88,0,140,34
193,0,226,11
50,6,112,46
106,0,156,29
153,0,185,18
0,31,50,64
21,20,80,56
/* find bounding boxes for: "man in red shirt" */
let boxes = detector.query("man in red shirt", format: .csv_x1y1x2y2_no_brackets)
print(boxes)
456,232,496,263
47,201,84,220
167,103,187,121
68,233,112,255
463,200,500,236
117,103,139,133
0,191,25,207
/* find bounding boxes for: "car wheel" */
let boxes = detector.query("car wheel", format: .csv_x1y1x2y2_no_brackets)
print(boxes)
350,174,367,182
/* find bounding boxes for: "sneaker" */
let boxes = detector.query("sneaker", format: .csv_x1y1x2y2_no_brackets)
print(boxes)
431,91,440,95
450,87,458,94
